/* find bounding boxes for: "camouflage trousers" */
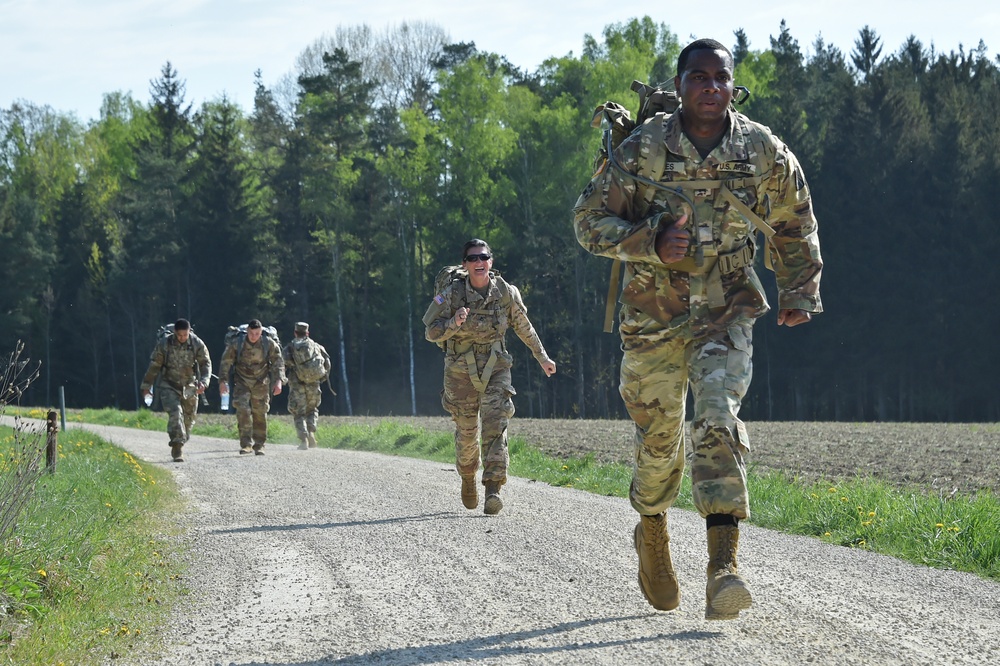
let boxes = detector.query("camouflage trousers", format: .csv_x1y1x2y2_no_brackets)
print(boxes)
620,320,753,520
159,385,198,447
232,379,273,448
287,381,322,439
441,348,515,484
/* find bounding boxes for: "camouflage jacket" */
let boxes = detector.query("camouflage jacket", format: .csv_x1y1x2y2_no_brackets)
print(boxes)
422,275,552,365
140,333,212,393
573,108,823,337
219,335,286,389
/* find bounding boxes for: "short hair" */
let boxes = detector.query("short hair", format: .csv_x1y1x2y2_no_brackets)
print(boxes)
677,38,734,78
462,238,491,259
247,319,263,329
174,318,191,331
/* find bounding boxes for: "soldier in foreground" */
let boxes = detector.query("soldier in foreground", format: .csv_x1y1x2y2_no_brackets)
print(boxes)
423,239,557,514
139,319,212,463
218,319,285,456
282,322,332,450
573,39,823,619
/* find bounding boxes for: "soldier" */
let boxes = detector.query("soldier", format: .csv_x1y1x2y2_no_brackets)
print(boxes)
282,322,332,450
218,319,286,456
139,319,212,463
573,39,823,619
423,239,557,515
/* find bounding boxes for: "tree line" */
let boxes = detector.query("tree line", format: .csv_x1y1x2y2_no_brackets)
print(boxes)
2,18,997,422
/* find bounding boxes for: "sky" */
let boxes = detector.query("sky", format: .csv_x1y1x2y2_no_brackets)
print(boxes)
2,0,999,122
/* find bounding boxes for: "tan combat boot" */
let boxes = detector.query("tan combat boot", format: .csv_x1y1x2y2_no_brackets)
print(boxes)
170,444,184,463
633,513,680,611
461,475,478,509
298,435,309,450
307,432,318,448
483,481,503,515
705,524,752,620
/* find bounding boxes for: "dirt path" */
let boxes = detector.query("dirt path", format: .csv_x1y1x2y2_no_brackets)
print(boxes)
10,419,978,666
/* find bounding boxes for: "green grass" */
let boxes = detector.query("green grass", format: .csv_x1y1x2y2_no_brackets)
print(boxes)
0,423,182,665
4,407,999,662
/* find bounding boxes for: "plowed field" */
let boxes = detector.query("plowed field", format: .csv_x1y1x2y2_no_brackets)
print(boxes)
301,416,1000,495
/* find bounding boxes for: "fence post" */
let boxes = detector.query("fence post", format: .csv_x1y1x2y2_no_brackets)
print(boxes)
59,385,66,432
46,410,58,474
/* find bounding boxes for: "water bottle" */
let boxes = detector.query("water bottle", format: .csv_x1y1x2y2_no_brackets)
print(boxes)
220,392,230,412
144,391,153,407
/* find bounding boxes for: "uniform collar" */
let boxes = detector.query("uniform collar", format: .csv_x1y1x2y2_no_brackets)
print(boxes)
465,274,498,303
665,108,748,162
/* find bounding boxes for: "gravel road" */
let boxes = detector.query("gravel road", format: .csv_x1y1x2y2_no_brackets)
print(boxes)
46,421,1000,665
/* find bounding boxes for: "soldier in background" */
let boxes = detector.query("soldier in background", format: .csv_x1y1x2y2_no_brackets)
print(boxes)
423,239,557,515
140,318,212,463
282,322,332,450
218,319,285,456
573,39,823,619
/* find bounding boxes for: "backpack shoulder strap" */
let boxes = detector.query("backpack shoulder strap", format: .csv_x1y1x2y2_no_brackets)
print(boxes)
493,275,512,306
602,112,668,334
636,112,669,217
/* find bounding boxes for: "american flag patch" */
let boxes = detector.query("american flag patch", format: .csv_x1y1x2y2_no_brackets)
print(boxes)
434,294,445,304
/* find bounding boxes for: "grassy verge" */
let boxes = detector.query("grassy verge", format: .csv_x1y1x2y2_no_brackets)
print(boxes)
0,422,182,665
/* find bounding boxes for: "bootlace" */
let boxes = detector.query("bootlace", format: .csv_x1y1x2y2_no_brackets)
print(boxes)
709,526,738,574
645,515,674,576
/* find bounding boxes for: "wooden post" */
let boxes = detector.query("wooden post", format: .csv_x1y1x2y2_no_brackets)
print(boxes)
46,410,58,474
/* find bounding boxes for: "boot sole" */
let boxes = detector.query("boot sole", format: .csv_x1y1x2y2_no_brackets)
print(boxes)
633,524,680,611
484,495,503,515
705,579,752,620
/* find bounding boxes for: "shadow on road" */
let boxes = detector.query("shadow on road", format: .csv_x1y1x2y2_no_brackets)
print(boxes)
229,615,723,665
208,511,461,535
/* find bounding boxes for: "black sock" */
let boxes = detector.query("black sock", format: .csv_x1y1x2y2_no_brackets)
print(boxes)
706,514,738,529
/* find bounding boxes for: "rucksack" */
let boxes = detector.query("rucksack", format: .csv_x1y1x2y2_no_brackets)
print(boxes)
589,80,773,333
289,338,327,383
430,265,511,351
224,324,280,356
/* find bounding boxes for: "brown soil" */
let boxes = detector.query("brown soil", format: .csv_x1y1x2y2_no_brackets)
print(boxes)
308,416,1000,496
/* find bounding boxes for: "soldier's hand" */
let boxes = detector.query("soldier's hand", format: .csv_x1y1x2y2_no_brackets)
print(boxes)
655,214,690,264
453,307,470,328
195,381,206,395
219,381,229,395
777,309,812,327
273,380,283,396
541,360,557,377
141,388,151,398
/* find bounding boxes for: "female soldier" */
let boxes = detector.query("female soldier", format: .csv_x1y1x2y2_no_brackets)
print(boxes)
423,239,556,514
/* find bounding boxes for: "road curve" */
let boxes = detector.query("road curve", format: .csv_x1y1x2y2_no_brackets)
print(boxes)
24,420,1000,665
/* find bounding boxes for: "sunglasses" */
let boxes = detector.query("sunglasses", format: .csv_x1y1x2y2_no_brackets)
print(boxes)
464,253,491,263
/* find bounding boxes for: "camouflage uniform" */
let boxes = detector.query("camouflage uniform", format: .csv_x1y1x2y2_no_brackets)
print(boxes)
219,334,285,451
573,107,823,519
423,273,553,486
140,333,212,449
282,329,332,444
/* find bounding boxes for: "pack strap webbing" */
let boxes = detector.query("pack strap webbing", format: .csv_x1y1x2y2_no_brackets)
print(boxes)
603,259,624,333
457,341,504,394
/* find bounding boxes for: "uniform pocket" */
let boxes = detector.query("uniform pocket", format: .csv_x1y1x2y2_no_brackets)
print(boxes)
723,321,753,395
